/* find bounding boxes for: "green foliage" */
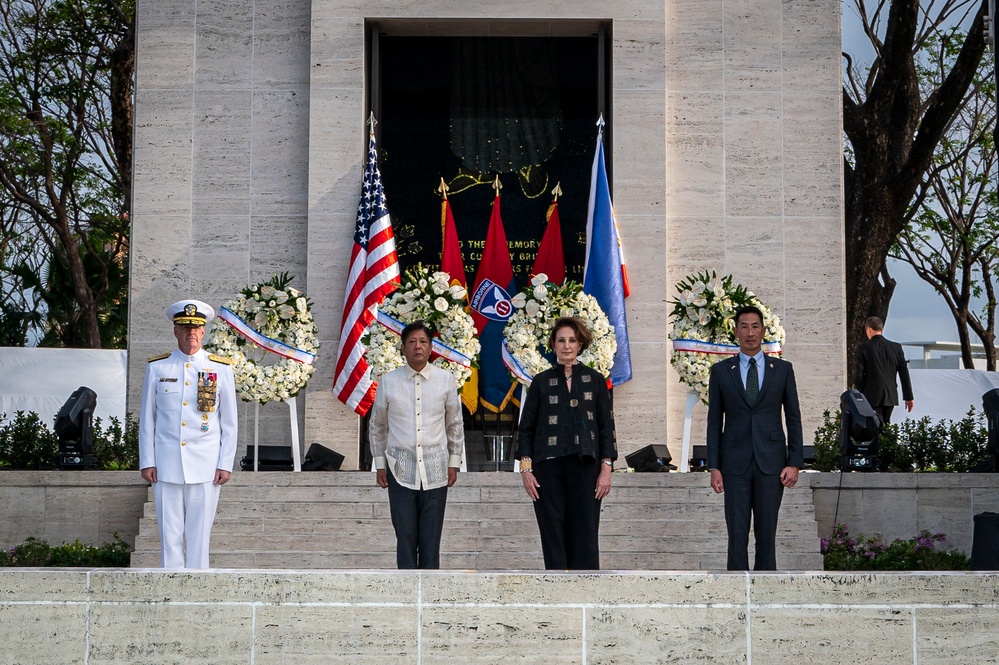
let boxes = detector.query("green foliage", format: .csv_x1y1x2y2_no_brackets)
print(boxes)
0,410,139,470
811,409,842,472
0,0,134,348
811,407,988,472
1,534,131,567
822,524,969,571
90,413,139,470
0,411,58,469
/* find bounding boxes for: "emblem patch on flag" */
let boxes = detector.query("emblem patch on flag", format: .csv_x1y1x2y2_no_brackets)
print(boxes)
470,279,514,321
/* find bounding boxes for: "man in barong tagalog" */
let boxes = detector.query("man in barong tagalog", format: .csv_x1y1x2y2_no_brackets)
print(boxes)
369,320,464,569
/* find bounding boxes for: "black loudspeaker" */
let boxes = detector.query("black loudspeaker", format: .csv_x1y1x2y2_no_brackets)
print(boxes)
625,444,673,472
971,512,999,569
240,445,294,471
302,443,345,471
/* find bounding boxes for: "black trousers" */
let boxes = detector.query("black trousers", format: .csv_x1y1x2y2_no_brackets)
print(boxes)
722,456,784,571
875,405,894,428
531,454,602,570
386,469,449,569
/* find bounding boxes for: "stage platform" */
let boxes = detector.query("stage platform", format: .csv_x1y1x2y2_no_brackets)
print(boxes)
132,472,824,570
3,568,998,663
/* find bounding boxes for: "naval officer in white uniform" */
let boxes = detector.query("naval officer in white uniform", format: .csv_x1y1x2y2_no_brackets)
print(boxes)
139,300,238,568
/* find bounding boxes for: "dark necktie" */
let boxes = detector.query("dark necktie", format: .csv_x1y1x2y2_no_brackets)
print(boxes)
746,357,759,406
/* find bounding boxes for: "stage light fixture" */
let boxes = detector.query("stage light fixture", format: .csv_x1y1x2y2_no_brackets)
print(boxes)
54,386,97,469
839,389,881,471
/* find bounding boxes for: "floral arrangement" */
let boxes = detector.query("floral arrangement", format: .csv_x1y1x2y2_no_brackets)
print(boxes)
364,265,480,390
503,274,616,381
821,524,969,571
668,271,785,404
205,273,319,404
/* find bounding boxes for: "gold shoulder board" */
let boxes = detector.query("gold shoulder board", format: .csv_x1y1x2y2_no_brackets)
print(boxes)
208,354,233,365
147,353,170,363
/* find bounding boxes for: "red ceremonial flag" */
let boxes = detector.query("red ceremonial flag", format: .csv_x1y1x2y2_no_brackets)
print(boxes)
332,133,400,415
440,196,478,413
440,197,467,289
531,199,566,285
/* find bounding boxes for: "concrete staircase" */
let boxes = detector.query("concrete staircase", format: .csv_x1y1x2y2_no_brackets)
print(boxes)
131,472,824,570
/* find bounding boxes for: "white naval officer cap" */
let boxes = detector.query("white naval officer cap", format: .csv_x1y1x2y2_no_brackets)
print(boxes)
167,299,215,326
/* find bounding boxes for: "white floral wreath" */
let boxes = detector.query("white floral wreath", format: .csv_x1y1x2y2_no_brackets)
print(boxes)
205,273,319,404
503,274,617,382
668,271,785,404
364,265,480,390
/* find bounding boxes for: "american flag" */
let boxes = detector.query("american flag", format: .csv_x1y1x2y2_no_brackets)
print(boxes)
332,133,399,415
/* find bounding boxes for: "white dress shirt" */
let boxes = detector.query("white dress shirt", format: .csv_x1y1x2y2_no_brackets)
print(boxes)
369,362,464,490
739,350,766,391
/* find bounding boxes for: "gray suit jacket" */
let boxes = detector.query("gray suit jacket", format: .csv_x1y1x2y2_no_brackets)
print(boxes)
705,354,804,475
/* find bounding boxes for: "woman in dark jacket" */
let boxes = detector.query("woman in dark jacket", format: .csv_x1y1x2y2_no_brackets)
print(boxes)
517,316,617,569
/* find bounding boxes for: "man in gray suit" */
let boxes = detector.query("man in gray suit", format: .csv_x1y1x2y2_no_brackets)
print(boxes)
855,316,913,426
706,305,804,571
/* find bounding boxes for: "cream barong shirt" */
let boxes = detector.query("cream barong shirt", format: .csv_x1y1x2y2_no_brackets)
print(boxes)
369,363,464,490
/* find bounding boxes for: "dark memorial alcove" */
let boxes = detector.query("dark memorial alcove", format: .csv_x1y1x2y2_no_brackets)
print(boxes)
361,27,607,469
376,33,603,285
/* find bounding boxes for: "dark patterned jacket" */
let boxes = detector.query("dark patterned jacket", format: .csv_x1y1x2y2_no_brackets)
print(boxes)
516,363,617,464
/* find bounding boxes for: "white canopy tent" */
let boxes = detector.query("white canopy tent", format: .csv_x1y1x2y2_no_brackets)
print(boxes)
0,347,127,426
902,369,999,423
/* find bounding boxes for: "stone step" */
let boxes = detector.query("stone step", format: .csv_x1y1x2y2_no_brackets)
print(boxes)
186,516,812,538
130,550,824,571
143,500,817,522
169,483,816,505
132,472,824,571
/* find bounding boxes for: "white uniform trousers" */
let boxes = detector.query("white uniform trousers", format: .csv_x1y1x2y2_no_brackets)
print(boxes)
153,480,221,569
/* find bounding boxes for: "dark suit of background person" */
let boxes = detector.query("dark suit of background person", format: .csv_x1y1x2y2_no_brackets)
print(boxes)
517,317,617,570
706,306,804,571
855,316,914,426
369,321,463,570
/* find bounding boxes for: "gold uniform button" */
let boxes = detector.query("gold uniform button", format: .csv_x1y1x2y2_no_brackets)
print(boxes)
185,381,190,386
182,421,187,426
183,401,188,406
185,363,190,367
181,441,186,446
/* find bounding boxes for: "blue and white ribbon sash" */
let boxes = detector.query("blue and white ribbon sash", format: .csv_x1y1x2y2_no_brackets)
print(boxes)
374,310,472,368
217,307,316,365
501,341,533,386
671,338,782,355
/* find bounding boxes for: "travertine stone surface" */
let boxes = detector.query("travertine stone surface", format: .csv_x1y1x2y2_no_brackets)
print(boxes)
255,605,419,664
587,606,747,663
131,0,845,466
753,607,914,663
0,603,88,665
3,570,999,663
917,608,999,665
88,603,254,665
0,473,148,549
421,606,584,663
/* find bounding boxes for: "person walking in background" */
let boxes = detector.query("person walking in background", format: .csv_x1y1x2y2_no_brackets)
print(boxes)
517,316,617,570
369,320,464,569
855,316,914,426
139,299,238,569
706,305,803,571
